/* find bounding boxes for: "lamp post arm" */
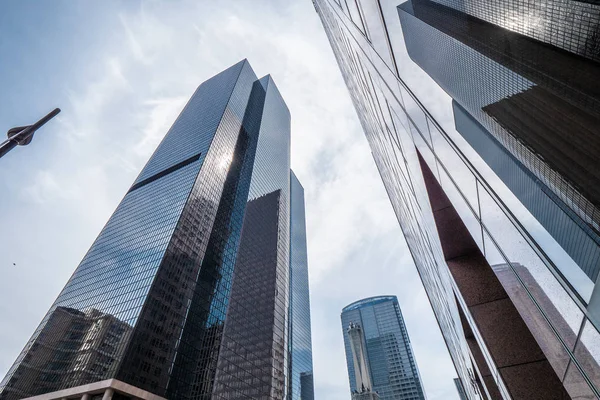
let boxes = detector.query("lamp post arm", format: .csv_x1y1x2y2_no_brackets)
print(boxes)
0,139,18,158
0,108,61,159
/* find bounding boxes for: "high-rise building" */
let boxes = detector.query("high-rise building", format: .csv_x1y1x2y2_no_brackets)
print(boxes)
288,172,315,400
314,0,600,398
341,296,425,400
398,0,600,282
0,60,314,400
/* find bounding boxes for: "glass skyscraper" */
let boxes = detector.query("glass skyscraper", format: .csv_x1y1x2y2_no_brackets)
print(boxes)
289,171,315,400
0,60,314,400
454,378,468,400
341,296,426,400
315,0,600,398
398,0,600,283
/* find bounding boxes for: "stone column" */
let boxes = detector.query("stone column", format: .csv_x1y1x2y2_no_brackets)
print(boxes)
102,388,114,400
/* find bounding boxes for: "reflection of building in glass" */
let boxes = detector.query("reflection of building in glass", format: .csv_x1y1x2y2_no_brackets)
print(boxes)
288,171,315,400
348,323,374,395
214,176,313,400
213,190,286,398
398,0,600,281
451,100,600,291
492,262,600,391
428,0,600,63
341,296,425,400
300,371,315,400
315,0,600,398
0,307,132,399
0,60,314,400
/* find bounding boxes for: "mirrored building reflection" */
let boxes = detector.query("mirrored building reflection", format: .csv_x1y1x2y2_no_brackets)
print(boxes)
0,60,314,400
213,189,287,398
315,0,600,398
0,307,132,398
341,296,425,400
398,0,600,285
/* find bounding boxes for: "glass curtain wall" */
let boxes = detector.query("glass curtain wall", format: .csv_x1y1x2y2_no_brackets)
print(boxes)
314,0,600,398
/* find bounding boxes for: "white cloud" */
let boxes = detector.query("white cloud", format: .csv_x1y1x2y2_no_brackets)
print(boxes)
21,170,72,204
119,13,150,65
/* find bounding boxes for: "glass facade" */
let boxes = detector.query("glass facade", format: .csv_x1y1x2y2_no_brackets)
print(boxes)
315,0,600,398
212,189,286,398
398,0,600,285
288,171,315,400
455,377,468,400
212,75,295,399
451,100,598,297
0,60,314,400
341,296,426,400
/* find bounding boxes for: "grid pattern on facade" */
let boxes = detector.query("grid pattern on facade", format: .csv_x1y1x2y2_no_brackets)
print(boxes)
0,60,259,400
315,3,480,397
288,171,315,400
211,75,293,400
341,297,426,400
91,60,258,399
246,75,293,398
0,152,203,399
133,61,252,184
119,62,262,398
431,0,600,63
451,101,599,299
394,13,600,393
0,60,305,400
398,0,600,284
315,0,600,398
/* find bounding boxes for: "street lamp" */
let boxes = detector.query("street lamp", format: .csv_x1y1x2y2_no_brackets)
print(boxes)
0,108,61,159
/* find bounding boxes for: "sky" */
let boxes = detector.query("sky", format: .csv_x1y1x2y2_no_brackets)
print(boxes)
0,1,459,398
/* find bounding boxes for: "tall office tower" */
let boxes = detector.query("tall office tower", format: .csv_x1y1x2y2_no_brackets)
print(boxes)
315,0,600,399
399,0,600,282
288,172,315,400
341,296,425,400
0,60,314,400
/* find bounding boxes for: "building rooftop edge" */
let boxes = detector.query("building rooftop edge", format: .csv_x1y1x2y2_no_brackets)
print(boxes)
342,295,397,312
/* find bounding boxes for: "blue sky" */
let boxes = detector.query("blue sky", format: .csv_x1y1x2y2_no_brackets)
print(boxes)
0,1,459,398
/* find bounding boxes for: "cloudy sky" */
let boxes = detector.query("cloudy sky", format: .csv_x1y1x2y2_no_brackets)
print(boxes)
0,1,459,398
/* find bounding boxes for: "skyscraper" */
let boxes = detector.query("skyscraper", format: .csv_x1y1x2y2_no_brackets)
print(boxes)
398,0,600,282
315,0,600,398
341,296,425,400
0,60,314,400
